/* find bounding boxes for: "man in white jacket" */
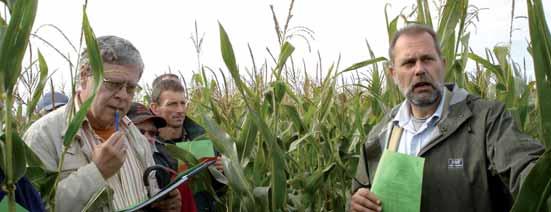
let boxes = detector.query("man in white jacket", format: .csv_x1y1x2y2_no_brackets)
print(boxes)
24,35,181,211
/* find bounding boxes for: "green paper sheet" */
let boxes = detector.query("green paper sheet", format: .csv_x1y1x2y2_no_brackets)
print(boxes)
0,198,28,212
371,150,425,212
176,140,215,159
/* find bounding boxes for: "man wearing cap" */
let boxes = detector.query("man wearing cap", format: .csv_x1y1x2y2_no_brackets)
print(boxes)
35,91,69,115
24,36,180,211
127,102,198,212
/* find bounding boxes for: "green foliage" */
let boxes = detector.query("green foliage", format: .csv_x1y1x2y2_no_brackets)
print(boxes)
25,51,48,121
183,1,550,211
0,0,548,211
0,0,38,211
510,0,551,211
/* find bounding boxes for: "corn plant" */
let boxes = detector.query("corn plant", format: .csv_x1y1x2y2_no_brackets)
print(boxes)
174,0,550,211
0,0,37,211
510,0,551,211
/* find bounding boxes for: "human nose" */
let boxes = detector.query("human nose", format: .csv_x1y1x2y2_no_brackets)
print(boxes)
113,84,131,99
413,60,426,76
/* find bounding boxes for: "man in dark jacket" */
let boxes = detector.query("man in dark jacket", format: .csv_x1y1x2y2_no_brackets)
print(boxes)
150,74,227,212
350,24,544,212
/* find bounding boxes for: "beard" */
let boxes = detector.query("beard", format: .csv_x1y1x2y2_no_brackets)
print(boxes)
401,74,442,107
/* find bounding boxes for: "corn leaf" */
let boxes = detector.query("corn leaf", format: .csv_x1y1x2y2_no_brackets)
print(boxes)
510,0,551,211
219,23,287,210
511,150,551,211
63,10,103,147
0,132,26,182
340,57,387,74
526,0,551,148
26,51,49,119
275,42,295,78
202,114,252,195
0,0,37,94
416,0,433,27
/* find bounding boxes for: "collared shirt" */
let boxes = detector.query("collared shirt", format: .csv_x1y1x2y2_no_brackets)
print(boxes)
80,118,149,210
73,96,152,210
392,88,446,156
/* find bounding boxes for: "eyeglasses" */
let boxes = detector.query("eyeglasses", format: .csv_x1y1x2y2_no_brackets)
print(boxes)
139,129,159,137
103,79,142,94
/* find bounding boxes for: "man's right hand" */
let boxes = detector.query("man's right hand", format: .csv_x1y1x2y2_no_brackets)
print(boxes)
91,131,127,179
350,188,382,212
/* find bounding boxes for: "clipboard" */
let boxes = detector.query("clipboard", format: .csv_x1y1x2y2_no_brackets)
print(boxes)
118,159,216,212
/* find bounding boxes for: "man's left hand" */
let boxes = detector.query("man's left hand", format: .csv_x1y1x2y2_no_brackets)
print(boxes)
150,189,181,211
215,156,224,173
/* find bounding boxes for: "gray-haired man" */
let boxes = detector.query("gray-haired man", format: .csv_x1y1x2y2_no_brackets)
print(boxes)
24,36,181,211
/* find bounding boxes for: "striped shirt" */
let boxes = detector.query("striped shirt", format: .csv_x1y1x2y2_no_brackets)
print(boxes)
81,118,150,210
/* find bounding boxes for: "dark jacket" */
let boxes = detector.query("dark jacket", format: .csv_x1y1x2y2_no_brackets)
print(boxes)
154,117,226,212
351,85,544,212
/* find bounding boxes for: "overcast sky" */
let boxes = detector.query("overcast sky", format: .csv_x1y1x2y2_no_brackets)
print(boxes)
30,0,551,92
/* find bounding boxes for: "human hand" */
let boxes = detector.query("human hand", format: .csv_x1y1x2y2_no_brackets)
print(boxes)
150,189,181,211
350,188,382,212
91,131,127,179
214,156,224,173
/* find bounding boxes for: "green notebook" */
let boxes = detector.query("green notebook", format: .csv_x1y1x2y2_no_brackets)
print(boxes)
176,140,215,159
0,198,28,212
371,150,425,212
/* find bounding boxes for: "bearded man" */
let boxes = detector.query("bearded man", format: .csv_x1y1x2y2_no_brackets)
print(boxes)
349,24,544,212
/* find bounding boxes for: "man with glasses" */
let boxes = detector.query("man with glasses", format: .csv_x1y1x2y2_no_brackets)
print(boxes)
24,36,181,211
150,75,227,212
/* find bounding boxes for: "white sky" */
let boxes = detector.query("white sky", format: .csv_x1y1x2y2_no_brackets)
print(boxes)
30,0,551,92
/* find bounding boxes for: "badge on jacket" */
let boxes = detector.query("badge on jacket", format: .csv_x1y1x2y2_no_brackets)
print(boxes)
448,158,464,169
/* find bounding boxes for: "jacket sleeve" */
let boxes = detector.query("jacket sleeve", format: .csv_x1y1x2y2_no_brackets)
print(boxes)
24,120,108,212
485,102,544,198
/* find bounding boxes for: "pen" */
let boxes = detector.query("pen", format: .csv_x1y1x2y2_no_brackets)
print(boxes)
115,110,119,131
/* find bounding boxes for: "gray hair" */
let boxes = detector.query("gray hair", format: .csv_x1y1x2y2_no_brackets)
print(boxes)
79,35,144,77
388,24,441,65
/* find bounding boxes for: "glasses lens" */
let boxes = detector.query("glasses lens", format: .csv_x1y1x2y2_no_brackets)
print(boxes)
103,79,141,95
104,80,123,91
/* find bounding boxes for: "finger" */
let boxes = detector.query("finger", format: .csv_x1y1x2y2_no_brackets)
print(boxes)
352,189,381,211
362,189,381,205
350,202,377,212
356,188,380,204
104,131,123,146
112,134,127,151
90,138,99,150
351,196,380,212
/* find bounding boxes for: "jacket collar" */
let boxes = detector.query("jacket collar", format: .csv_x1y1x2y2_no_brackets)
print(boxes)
159,116,205,143
418,84,472,155
377,84,472,155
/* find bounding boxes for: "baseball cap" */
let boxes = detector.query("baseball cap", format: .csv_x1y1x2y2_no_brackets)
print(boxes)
127,102,167,128
36,92,69,112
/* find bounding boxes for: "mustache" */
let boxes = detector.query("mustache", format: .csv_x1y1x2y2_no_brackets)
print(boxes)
407,74,438,91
